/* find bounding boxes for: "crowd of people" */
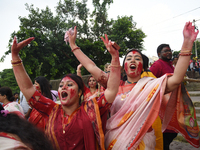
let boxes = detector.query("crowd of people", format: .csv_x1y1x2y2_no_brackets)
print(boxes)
0,21,199,150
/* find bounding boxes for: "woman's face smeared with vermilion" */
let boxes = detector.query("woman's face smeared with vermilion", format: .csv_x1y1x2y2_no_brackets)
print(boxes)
88,76,97,88
124,51,143,78
58,76,79,106
34,81,41,92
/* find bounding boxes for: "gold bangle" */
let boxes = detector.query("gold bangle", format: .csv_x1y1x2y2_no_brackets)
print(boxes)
71,47,80,52
11,59,22,64
76,70,81,73
180,50,192,53
110,64,121,67
179,53,192,56
12,62,23,67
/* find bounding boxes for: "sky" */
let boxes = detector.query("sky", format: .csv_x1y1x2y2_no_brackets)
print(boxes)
0,0,200,72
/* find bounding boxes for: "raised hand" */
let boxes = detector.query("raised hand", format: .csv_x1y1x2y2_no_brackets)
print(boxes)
101,34,119,56
11,36,35,56
65,26,78,49
77,64,83,70
183,22,199,42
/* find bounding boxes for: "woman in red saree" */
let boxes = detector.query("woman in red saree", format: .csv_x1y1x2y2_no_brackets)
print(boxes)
11,32,120,149
77,64,104,101
69,22,200,149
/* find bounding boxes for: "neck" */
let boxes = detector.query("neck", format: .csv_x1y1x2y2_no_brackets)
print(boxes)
62,103,79,116
3,99,10,105
126,76,140,85
90,87,97,93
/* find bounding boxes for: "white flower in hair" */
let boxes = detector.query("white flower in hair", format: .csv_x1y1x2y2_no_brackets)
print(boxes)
64,28,74,44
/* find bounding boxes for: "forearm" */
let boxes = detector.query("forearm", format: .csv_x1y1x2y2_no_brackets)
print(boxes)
76,67,82,78
166,40,193,92
104,53,120,103
71,45,104,81
12,55,35,100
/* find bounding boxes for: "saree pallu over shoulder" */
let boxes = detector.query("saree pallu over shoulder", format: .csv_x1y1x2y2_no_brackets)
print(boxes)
105,76,166,150
105,75,200,150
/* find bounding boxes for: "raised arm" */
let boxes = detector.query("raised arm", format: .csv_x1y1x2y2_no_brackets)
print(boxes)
101,37,121,103
11,37,36,100
76,64,83,78
66,26,109,88
66,27,121,103
166,22,199,92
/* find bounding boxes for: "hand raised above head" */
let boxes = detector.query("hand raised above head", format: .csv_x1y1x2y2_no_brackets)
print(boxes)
11,36,35,56
183,21,199,42
65,26,77,49
101,34,120,56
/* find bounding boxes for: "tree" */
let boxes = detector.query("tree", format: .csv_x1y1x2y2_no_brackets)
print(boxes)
109,16,146,57
1,0,146,79
0,69,20,93
2,4,78,80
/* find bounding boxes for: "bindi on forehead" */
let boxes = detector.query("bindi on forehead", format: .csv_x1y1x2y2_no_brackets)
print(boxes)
132,51,137,54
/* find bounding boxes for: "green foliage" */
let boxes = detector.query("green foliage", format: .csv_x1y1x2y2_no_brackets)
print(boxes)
1,0,146,82
172,51,180,57
0,69,20,93
109,16,146,56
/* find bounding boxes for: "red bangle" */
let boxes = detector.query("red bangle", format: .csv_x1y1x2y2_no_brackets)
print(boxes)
179,53,192,56
71,47,80,52
11,59,22,64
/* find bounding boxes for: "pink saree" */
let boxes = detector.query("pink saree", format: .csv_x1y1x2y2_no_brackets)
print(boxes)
105,74,200,149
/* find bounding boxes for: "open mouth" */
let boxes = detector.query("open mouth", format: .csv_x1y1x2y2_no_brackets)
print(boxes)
130,64,136,70
61,91,68,99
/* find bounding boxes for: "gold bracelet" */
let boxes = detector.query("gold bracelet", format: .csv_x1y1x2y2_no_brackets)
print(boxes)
180,50,192,53
179,53,192,56
110,64,121,67
71,47,80,52
76,70,81,73
11,59,22,64
12,62,23,67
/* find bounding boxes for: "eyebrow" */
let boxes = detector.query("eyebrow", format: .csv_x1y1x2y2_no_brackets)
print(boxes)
126,55,142,58
60,80,74,84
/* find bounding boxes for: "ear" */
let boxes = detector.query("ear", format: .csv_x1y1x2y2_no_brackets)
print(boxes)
78,90,82,97
158,53,161,58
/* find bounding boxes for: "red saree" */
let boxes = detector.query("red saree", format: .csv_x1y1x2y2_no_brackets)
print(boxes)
29,91,110,150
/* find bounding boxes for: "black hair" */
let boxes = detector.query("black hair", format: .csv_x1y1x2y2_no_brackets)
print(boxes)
61,74,84,104
87,75,98,89
122,49,149,81
157,44,170,55
172,55,179,60
0,105,54,150
14,92,19,95
34,76,53,100
0,87,15,102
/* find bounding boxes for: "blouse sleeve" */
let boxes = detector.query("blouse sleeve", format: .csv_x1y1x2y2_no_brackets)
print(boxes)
28,90,57,117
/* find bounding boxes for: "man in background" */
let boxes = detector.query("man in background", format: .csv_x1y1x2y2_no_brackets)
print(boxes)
150,43,177,150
